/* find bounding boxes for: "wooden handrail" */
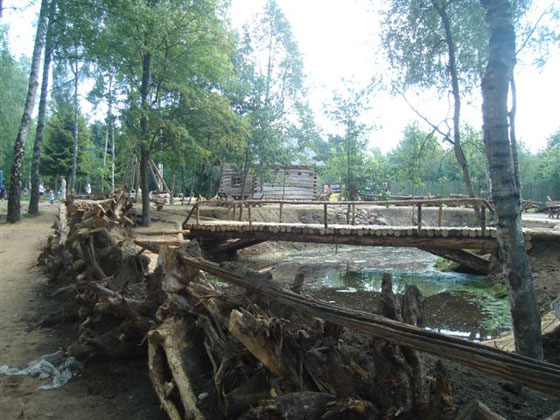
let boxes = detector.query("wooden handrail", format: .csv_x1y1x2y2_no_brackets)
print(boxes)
184,197,495,230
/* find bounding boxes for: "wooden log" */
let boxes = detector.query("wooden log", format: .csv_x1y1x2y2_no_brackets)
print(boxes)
178,255,560,397
279,202,284,223
228,309,284,376
324,204,328,228
134,239,189,253
421,247,490,274
455,400,507,420
148,318,204,420
438,204,443,227
187,229,497,250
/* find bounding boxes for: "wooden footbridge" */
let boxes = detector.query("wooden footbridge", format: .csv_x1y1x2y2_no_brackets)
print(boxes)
182,198,560,273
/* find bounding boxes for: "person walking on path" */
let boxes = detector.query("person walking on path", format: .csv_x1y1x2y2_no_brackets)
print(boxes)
48,189,55,205
85,182,91,196
59,176,66,201
38,182,45,201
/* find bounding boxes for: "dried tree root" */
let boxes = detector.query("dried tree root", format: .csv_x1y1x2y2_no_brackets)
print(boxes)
148,318,204,420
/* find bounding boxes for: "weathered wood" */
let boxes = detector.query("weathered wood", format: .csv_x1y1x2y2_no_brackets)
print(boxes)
455,400,507,420
421,247,490,274
228,309,284,376
187,227,498,250
148,318,204,420
438,204,443,227
178,255,560,397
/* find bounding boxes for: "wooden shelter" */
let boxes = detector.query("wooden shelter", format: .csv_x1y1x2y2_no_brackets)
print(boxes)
219,165,317,200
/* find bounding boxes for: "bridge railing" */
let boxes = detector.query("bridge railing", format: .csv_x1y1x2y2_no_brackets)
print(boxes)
183,198,494,233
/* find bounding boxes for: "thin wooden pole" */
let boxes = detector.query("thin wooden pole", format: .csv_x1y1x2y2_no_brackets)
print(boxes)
232,203,236,221
248,203,252,227
324,204,328,228
346,203,351,224
438,204,443,227
352,204,356,225
481,205,486,234
279,202,284,223
417,204,422,232
196,202,200,225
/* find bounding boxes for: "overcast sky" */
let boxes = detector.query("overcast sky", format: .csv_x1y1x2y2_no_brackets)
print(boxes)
4,0,559,153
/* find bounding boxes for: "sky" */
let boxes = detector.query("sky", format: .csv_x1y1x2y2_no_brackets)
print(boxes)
3,0,559,154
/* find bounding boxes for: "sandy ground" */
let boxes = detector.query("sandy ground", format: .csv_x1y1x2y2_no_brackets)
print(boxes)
0,203,164,419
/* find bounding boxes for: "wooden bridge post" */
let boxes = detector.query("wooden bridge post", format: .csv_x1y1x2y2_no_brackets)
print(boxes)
481,205,486,234
352,204,356,225
247,203,252,227
279,202,284,223
324,204,328,229
232,203,236,221
196,202,200,225
347,204,351,224
438,204,443,227
417,204,422,232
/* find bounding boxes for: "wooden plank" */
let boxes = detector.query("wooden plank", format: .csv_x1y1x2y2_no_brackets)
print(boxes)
178,255,560,397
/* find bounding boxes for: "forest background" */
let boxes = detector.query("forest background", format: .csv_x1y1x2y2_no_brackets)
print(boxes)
0,0,558,207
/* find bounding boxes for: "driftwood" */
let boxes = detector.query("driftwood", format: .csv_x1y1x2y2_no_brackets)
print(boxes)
148,318,204,420
455,400,507,420
178,255,560,397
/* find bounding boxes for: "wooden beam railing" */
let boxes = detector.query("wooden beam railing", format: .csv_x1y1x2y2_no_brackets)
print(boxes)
178,254,560,397
183,198,494,230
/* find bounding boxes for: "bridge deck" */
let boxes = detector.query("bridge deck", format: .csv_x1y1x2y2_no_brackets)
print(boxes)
185,221,559,250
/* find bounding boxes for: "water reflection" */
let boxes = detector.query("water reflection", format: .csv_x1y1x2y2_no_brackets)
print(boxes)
240,245,512,340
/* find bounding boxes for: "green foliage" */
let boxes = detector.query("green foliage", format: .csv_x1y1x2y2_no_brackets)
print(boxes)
40,101,90,185
382,0,487,95
0,29,30,183
323,84,374,200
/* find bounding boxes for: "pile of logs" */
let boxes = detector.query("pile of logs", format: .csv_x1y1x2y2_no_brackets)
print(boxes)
38,190,154,360
38,194,559,419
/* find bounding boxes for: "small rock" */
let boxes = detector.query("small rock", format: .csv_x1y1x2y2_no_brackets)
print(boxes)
198,392,209,401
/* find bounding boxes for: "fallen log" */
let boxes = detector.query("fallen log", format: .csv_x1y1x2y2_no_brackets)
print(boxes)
177,254,560,397
148,318,204,420
455,400,507,420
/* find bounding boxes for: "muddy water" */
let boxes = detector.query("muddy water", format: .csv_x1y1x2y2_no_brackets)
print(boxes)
241,246,512,340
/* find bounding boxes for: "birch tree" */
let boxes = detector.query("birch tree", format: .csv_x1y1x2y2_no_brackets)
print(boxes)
7,0,49,223
480,0,542,359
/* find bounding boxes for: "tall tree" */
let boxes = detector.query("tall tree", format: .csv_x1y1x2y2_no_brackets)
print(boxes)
325,84,372,200
236,0,305,189
97,0,235,225
0,30,29,177
480,0,542,359
382,0,486,205
29,0,56,215
6,0,49,223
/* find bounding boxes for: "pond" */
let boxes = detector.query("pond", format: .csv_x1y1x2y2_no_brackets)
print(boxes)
240,245,512,340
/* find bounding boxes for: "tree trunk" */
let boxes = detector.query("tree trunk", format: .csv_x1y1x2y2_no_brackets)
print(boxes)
435,1,478,209
480,0,542,359
140,50,151,225
508,73,520,191
29,2,54,215
71,52,79,193
6,0,49,223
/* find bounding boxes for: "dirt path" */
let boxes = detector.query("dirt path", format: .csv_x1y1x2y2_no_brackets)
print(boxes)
0,204,164,419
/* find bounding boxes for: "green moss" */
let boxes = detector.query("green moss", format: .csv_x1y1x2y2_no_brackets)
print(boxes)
434,257,460,272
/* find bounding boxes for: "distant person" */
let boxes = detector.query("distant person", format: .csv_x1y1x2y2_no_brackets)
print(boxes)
85,183,92,195
38,182,45,201
59,176,67,201
48,189,55,205
0,168,5,199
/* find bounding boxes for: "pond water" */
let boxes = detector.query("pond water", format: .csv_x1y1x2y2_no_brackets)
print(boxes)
240,246,512,340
